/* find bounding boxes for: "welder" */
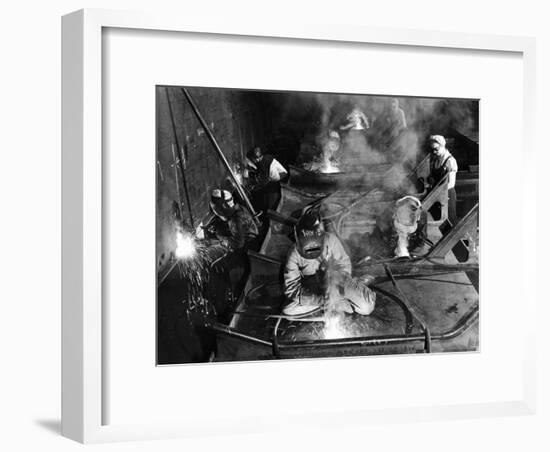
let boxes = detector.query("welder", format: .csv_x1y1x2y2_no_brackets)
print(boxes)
323,130,341,163
245,146,288,212
376,98,408,158
385,98,407,136
203,189,260,321
363,195,428,259
339,107,370,131
204,189,259,252
282,207,376,316
427,135,458,224
338,107,371,166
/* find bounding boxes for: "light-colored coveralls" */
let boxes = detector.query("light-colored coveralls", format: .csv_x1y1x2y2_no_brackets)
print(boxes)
283,233,375,316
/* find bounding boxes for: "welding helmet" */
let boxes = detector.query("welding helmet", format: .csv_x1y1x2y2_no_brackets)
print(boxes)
294,207,326,260
394,196,422,227
210,189,235,220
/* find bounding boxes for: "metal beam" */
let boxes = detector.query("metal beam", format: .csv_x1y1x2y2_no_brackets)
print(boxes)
421,173,449,223
427,203,479,259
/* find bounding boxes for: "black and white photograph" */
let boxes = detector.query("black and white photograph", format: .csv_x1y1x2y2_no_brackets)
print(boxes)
156,86,479,364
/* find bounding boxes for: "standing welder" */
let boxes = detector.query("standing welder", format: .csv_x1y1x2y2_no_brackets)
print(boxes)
375,98,408,157
338,107,371,166
385,98,407,136
282,207,376,316
245,146,288,213
427,135,458,224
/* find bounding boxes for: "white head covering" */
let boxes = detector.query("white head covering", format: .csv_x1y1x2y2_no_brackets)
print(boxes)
395,195,421,209
429,135,446,147
393,196,422,257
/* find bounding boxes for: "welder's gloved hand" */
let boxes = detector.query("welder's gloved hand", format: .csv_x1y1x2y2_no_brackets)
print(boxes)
302,270,329,298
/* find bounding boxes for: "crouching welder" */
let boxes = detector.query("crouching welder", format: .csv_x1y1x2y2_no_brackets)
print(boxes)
364,195,428,259
282,208,376,316
202,189,259,321
204,189,259,252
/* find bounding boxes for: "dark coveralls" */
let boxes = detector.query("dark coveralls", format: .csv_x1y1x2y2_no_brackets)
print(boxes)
429,153,457,225
249,154,282,212
204,204,259,320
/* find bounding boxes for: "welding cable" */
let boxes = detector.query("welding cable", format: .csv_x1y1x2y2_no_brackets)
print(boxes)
266,305,324,321
241,281,282,309
270,304,327,358
416,258,479,272
234,311,325,322
354,255,423,271
369,284,415,334
383,263,432,353
322,188,387,221
272,317,282,358
424,327,432,353
404,277,473,286
357,255,478,272
336,209,351,235
368,269,476,285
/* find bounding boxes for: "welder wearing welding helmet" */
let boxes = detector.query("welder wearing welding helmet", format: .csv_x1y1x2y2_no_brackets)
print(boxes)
282,207,375,317
392,196,426,257
294,208,326,260
209,189,236,220
206,189,259,251
365,195,428,259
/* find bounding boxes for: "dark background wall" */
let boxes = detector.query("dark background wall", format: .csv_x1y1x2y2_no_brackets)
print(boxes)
156,86,270,272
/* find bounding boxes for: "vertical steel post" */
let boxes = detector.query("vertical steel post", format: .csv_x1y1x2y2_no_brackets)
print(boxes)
164,88,195,229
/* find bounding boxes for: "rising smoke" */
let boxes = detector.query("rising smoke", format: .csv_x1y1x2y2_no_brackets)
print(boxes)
283,93,478,192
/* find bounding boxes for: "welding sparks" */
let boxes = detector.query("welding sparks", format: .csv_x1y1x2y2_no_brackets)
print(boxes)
319,153,340,174
173,229,215,308
175,231,197,260
320,162,341,174
323,312,347,339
